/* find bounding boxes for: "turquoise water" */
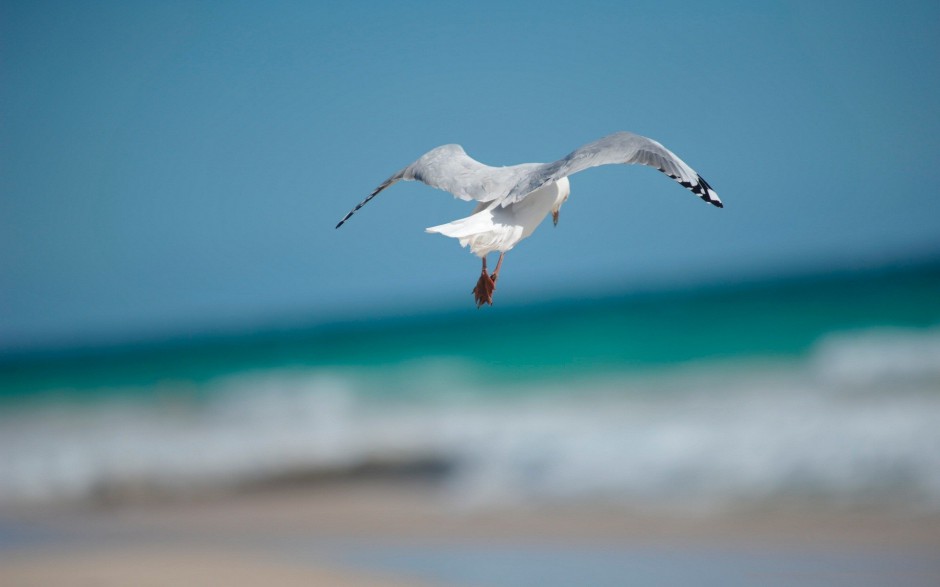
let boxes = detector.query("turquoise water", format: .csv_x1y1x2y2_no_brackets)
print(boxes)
3,261,938,398
1,262,939,507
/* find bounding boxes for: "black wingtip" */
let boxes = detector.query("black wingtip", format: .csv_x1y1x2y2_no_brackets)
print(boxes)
713,201,724,209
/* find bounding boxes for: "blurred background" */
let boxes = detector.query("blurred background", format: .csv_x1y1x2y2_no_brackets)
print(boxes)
2,1,939,585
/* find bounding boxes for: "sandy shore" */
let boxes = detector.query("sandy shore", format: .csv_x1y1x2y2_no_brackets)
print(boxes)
3,481,939,586
0,548,434,587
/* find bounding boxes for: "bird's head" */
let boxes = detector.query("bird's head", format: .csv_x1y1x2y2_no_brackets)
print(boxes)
552,177,571,227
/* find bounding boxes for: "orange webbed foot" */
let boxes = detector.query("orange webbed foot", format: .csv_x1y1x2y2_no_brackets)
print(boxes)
472,269,496,308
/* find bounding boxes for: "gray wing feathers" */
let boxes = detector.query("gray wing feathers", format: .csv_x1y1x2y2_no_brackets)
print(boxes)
336,144,532,228
337,132,721,228
504,131,722,208
400,144,516,203
335,169,405,228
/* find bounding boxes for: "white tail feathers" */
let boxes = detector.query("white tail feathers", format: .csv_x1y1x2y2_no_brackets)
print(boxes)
426,207,522,257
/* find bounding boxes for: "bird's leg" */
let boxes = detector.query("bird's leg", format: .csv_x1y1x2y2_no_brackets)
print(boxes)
491,253,504,282
472,256,496,308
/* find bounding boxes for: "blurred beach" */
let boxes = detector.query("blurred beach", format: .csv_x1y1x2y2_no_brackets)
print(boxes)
4,1,940,583
2,262,939,585
3,482,940,586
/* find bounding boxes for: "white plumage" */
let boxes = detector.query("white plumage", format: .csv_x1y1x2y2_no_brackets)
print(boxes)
337,131,721,306
426,177,570,257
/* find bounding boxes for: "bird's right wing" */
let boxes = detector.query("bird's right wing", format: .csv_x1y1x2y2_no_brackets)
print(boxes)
503,132,722,208
336,144,524,228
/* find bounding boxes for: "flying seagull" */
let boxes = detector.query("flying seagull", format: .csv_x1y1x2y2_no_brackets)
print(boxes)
336,131,722,307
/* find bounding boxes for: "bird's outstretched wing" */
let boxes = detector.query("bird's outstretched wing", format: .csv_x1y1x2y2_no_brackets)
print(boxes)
336,132,721,228
336,144,535,228
504,131,722,208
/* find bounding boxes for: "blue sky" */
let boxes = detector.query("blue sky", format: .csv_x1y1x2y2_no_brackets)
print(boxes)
2,1,939,349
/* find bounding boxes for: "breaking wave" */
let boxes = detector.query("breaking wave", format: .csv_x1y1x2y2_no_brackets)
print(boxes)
1,327,939,511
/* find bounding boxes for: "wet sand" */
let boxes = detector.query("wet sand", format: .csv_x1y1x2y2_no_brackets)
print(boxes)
0,548,433,587
2,481,939,586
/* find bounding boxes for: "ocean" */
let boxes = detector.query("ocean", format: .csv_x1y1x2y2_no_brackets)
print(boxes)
2,261,939,510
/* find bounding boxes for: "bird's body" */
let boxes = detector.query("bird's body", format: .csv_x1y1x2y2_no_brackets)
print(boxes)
426,176,570,257
336,131,722,307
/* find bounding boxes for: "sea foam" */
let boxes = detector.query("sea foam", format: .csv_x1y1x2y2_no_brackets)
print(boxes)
1,327,939,510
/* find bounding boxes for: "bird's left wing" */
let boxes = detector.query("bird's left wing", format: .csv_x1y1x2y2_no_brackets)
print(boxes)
336,144,526,228
503,131,722,208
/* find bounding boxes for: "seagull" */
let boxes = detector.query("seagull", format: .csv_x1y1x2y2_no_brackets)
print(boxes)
336,131,722,307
